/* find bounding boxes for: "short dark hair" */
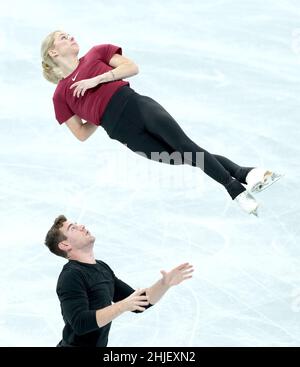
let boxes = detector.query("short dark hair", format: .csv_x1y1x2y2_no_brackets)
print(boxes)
44,215,68,258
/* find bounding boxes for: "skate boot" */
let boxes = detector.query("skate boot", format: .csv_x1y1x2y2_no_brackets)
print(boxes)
246,168,283,193
234,190,259,217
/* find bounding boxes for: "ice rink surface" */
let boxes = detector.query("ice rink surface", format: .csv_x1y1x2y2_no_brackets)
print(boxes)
0,0,300,347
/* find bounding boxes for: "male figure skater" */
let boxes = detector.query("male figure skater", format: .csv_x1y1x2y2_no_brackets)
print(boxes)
45,215,194,347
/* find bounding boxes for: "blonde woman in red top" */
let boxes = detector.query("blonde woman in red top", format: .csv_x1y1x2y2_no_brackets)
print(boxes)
41,30,282,216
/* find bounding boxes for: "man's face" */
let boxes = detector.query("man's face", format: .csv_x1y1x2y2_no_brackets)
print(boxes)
50,31,79,57
60,220,95,252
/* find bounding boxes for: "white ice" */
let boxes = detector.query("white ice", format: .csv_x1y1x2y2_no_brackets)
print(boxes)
0,0,300,347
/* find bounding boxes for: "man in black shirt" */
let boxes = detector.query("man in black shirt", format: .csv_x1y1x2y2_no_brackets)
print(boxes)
44,215,194,347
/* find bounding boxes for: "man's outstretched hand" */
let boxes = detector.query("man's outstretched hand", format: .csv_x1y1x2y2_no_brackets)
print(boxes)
160,262,194,287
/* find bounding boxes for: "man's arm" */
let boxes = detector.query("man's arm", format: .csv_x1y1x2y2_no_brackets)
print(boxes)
96,288,149,328
58,264,194,333
57,270,100,336
58,270,149,332
112,263,194,312
112,275,153,314
145,263,194,305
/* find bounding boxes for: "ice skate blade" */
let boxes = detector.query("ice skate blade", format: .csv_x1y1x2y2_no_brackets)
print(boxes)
251,207,259,217
250,172,283,193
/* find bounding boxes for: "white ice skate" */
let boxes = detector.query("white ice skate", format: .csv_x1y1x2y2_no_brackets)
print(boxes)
246,168,283,194
234,191,259,217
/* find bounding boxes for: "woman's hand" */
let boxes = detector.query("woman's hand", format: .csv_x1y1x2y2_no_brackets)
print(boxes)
70,76,101,98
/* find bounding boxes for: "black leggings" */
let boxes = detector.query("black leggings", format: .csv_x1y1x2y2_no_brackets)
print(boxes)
101,86,254,200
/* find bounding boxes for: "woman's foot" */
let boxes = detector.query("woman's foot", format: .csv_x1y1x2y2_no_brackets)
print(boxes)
234,191,259,216
246,168,283,193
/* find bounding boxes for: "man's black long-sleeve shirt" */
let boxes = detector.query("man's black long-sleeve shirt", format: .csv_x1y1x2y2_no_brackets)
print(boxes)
56,259,153,347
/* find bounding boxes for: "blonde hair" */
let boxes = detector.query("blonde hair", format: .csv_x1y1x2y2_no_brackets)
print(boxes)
40,30,65,84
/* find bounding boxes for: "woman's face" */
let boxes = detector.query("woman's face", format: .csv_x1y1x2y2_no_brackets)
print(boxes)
52,32,79,56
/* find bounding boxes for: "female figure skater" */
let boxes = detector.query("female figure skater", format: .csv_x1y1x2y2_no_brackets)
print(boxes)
41,30,282,216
